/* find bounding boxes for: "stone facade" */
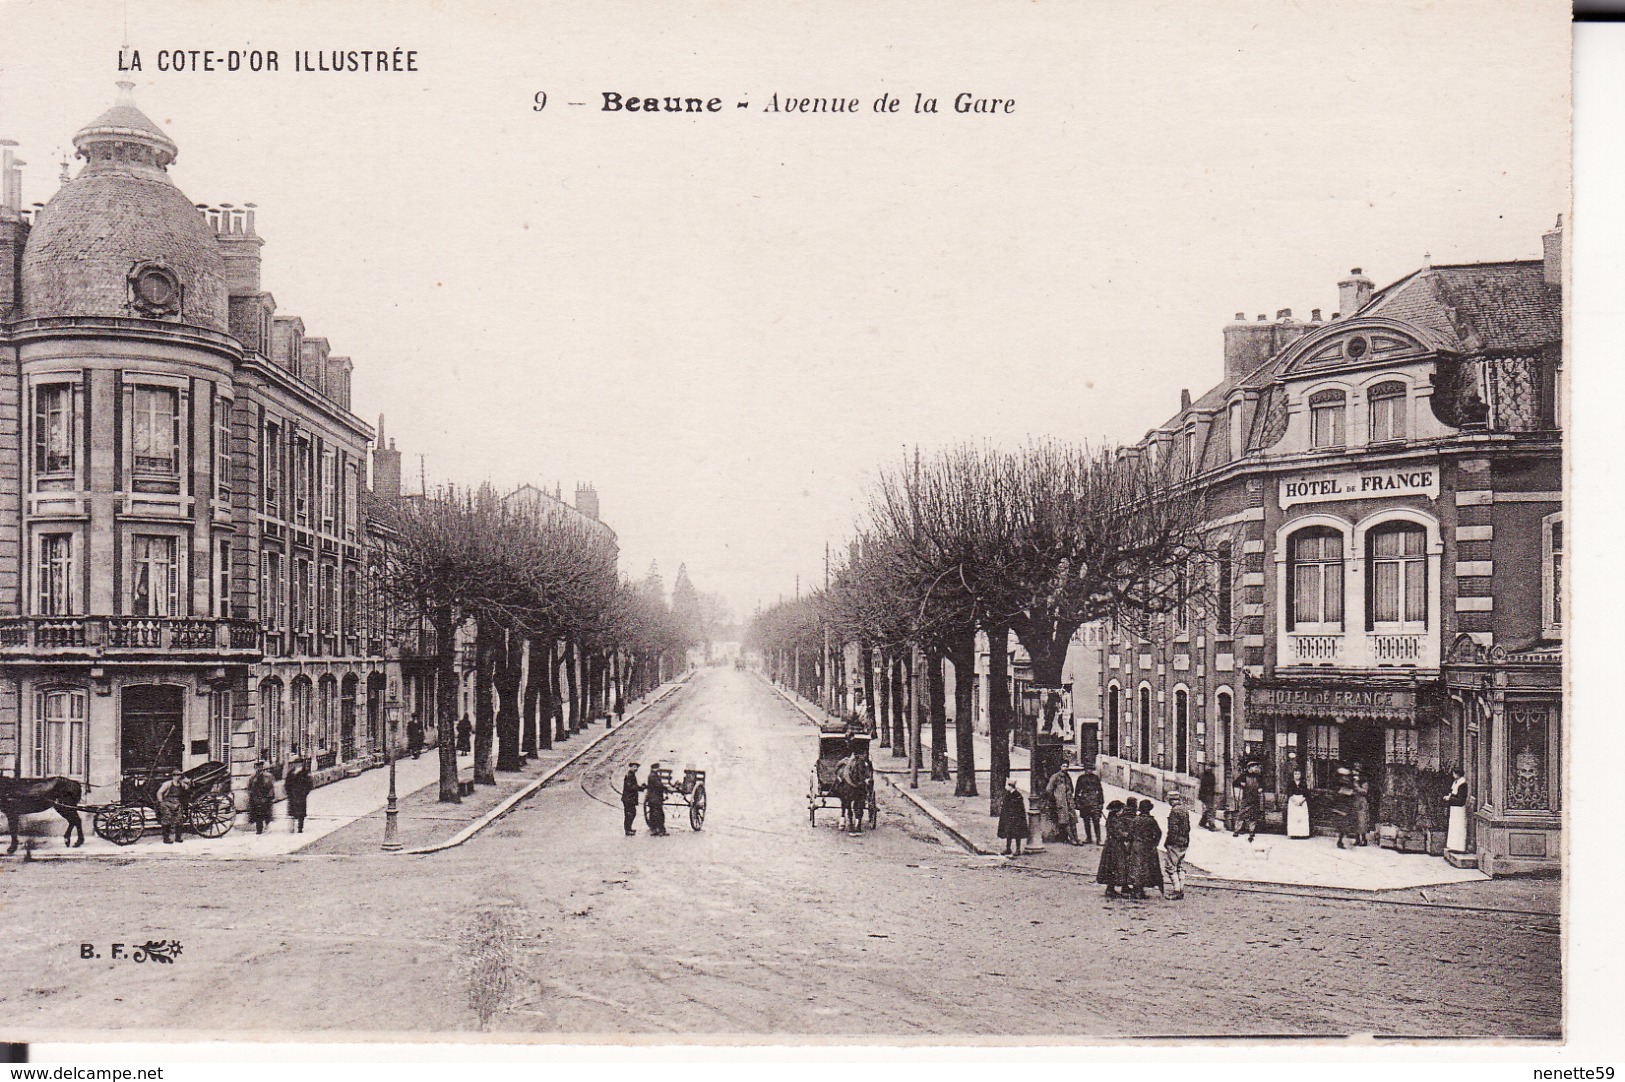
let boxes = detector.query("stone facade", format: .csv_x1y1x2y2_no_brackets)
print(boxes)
1097,232,1564,876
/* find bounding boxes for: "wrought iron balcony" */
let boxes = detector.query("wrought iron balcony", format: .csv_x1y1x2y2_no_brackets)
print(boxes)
0,616,263,659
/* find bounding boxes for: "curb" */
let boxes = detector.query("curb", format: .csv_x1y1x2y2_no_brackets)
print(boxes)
760,678,993,857
398,679,687,855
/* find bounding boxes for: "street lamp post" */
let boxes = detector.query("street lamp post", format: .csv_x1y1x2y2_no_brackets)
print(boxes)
382,698,402,852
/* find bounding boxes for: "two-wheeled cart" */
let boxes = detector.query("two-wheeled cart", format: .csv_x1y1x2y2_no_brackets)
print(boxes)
644,765,707,831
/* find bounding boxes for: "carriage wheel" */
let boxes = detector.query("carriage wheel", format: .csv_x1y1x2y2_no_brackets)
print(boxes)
189,793,235,838
689,785,706,831
95,805,144,847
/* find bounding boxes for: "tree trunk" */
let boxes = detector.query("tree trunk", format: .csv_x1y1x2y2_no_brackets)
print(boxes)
890,650,907,757
1010,618,1075,801
875,648,891,747
473,618,498,785
948,635,978,797
861,641,877,736
565,640,583,732
495,628,524,772
524,635,546,753
433,609,461,803
551,641,568,743
987,624,1012,817
928,649,950,781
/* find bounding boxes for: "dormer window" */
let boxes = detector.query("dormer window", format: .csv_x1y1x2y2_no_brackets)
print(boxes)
1368,381,1408,443
1309,389,1347,449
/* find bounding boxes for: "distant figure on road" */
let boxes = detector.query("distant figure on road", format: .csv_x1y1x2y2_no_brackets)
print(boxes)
1234,763,1262,843
284,754,312,834
1075,763,1105,844
997,778,1028,857
1045,765,1078,845
645,762,668,836
621,762,643,836
247,759,276,835
1198,766,1218,831
1128,799,1164,900
1097,800,1130,896
1163,792,1191,900
407,718,424,760
457,714,473,754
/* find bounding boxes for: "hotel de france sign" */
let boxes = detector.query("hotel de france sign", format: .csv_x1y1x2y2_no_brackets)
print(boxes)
1278,466,1440,509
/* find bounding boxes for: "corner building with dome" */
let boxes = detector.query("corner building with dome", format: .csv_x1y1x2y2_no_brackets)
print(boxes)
0,85,411,808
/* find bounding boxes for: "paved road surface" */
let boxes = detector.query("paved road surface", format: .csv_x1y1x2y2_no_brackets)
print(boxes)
0,668,1560,1039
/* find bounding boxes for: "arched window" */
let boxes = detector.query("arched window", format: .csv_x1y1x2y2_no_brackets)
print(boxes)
1214,689,1234,778
1368,380,1407,442
317,675,338,756
290,676,313,757
259,677,285,766
340,674,359,760
1288,527,1344,630
1174,687,1190,774
1215,541,1234,637
1309,388,1347,449
1138,685,1152,766
1106,685,1121,757
1367,521,1427,629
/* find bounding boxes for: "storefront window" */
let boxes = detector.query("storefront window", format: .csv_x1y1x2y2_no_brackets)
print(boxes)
1506,703,1550,810
1304,724,1341,788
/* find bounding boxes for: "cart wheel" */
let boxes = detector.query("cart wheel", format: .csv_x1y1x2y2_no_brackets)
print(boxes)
190,793,235,838
95,805,144,846
689,785,706,831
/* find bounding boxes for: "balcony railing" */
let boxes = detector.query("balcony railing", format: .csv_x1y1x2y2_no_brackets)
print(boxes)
0,617,263,657
1281,630,1436,669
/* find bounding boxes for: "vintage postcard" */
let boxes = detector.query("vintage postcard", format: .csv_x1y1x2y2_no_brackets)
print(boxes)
0,0,1574,1049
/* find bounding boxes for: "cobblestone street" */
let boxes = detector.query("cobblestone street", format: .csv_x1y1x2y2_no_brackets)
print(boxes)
0,669,1560,1040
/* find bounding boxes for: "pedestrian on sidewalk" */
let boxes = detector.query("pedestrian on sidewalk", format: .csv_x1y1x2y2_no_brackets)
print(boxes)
1097,800,1130,895
645,763,668,836
407,718,424,760
284,753,312,834
1285,767,1311,839
1334,766,1355,849
1350,765,1371,846
156,773,190,845
247,759,276,835
1045,765,1078,845
614,691,625,728
1234,763,1262,843
1163,792,1191,899
998,778,1028,857
1128,799,1164,899
1198,766,1218,831
1075,763,1104,844
1445,766,1469,852
457,714,473,754
621,762,643,836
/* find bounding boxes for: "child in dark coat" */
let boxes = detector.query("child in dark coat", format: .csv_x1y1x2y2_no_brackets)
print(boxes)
998,778,1029,856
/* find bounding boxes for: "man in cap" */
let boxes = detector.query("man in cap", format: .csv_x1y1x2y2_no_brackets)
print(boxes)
1163,791,1191,899
645,762,668,836
621,762,644,836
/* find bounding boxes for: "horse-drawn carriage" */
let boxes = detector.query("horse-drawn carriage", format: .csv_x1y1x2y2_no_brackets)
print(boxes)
645,765,708,831
809,722,877,833
92,760,236,846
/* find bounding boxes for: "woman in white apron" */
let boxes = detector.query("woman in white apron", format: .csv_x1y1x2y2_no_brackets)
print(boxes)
1285,767,1312,839
1445,768,1469,852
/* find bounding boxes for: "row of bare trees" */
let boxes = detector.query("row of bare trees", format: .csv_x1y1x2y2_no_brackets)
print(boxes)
750,441,1209,815
378,485,692,803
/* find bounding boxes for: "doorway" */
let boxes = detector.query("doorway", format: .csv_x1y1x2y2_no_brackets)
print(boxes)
120,685,184,780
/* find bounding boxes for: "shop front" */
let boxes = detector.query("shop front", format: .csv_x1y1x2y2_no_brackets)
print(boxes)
1244,676,1446,841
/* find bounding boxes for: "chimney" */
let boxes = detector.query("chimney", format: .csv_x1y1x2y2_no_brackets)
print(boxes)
1180,388,1192,411
573,483,600,521
1,141,22,218
1222,308,1315,383
1338,267,1374,316
0,143,27,316
1542,215,1563,287
371,428,402,501
213,201,264,295
1311,309,1322,322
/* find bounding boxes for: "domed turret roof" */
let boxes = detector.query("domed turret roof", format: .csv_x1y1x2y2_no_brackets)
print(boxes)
20,84,226,330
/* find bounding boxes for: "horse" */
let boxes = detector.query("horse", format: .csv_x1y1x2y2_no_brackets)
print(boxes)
0,776,85,853
836,754,871,835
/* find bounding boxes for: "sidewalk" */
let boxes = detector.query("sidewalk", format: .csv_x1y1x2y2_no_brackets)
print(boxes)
774,686,1488,892
12,681,684,860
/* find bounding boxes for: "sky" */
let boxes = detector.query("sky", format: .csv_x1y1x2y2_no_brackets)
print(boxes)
0,0,1570,622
